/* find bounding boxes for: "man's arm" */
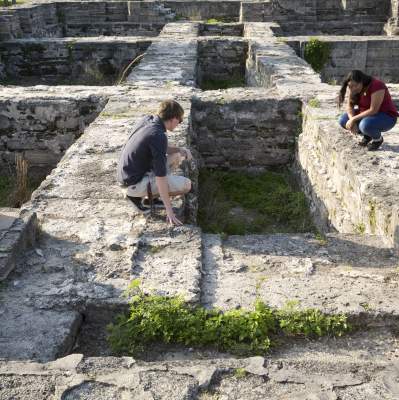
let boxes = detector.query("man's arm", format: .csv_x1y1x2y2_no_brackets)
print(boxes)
155,176,182,226
167,145,193,160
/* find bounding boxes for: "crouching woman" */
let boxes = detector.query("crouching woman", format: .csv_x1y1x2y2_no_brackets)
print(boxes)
338,70,398,151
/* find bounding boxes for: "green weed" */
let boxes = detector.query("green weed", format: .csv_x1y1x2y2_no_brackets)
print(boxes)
355,223,366,235
198,169,314,235
368,200,377,234
315,232,327,246
234,368,247,378
107,282,350,356
308,98,321,108
303,38,331,73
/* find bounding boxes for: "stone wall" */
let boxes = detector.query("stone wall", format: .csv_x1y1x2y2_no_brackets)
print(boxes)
64,22,165,37
0,4,61,40
165,1,240,21
191,89,301,169
0,1,173,40
287,37,399,84
0,38,151,85
196,38,248,88
241,0,390,35
199,22,243,37
298,99,399,249
245,23,320,93
0,91,107,175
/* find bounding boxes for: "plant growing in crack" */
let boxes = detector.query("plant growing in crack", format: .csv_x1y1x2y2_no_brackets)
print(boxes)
107,282,350,356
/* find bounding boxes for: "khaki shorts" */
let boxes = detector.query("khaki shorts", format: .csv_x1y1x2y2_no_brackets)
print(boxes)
124,172,190,197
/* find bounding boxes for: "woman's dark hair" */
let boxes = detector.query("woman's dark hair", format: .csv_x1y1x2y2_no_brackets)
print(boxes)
338,70,372,108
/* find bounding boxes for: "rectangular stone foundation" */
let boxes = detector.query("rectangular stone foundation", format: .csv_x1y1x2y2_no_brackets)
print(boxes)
191,90,301,169
286,36,399,84
0,38,152,86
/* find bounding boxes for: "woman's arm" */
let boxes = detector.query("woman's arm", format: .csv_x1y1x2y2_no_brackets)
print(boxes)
346,89,355,118
351,89,385,122
345,89,385,131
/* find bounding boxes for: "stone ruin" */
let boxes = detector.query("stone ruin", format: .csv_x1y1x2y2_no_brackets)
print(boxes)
1,0,399,398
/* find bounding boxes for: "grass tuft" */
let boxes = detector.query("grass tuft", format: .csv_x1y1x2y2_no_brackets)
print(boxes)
198,169,314,235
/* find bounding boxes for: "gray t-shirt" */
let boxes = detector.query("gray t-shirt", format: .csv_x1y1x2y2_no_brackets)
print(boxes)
117,115,168,186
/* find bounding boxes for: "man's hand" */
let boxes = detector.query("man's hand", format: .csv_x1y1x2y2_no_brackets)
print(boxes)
180,147,193,161
155,175,183,226
166,210,183,226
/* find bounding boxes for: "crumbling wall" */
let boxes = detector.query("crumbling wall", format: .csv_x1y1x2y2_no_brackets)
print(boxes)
0,38,151,85
197,39,248,87
287,38,399,84
0,94,107,176
241,0,390,35
0,4,61,40
191,90,301,169
199,23,243,37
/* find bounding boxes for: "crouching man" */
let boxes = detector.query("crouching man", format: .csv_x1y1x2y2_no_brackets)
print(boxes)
117,99,192,226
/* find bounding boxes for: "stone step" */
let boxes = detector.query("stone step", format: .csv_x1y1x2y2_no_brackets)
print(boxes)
201,233,399,325
0,208,36,281
0,330,398,400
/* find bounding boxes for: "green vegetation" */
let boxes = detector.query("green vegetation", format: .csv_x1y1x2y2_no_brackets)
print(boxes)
205,17,236,24
198,169,314,235
234,368,247,378
107,280,350,356
368,200,377,234
308,98,321,108
355,222,366,235
315,232,327,246
200,76,245,90
1,0,27,7
0,174,40,208
303,38,331,73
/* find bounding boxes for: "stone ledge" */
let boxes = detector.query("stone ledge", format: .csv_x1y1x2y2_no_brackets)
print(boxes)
202,233,399,323
0,208,36,281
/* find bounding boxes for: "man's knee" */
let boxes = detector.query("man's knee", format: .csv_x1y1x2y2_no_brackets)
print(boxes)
181,178,191,194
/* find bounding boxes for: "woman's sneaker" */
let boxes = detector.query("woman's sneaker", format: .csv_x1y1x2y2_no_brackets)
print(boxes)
358,135,372,147
367,137,384,151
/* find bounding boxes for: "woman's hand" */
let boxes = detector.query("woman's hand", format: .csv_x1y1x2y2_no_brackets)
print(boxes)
345,118,359,134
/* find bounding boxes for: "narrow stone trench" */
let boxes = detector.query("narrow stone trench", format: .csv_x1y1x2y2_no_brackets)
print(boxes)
1,1,399,399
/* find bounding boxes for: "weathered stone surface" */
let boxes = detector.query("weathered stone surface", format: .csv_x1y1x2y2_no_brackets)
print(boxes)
191,88,301,168
0,208,36,281
285,35,399,83
1,4,399,399
202,233,399,320
126,22,199,87
0,37,151,85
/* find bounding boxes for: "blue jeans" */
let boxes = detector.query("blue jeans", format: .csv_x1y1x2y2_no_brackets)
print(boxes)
338,112,397,139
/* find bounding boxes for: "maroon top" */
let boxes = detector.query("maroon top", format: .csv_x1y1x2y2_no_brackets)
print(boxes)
358,78,399,118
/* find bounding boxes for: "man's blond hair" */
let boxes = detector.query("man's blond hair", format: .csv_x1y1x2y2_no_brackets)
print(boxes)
157,100,184,122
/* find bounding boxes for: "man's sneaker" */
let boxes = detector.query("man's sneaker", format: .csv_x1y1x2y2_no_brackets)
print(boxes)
367,136,384,151
358,135,372,147
126,195,150,214
142,197,165,209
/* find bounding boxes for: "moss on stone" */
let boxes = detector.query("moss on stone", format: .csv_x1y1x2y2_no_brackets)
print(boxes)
198,169,315,235
200,76,245,90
